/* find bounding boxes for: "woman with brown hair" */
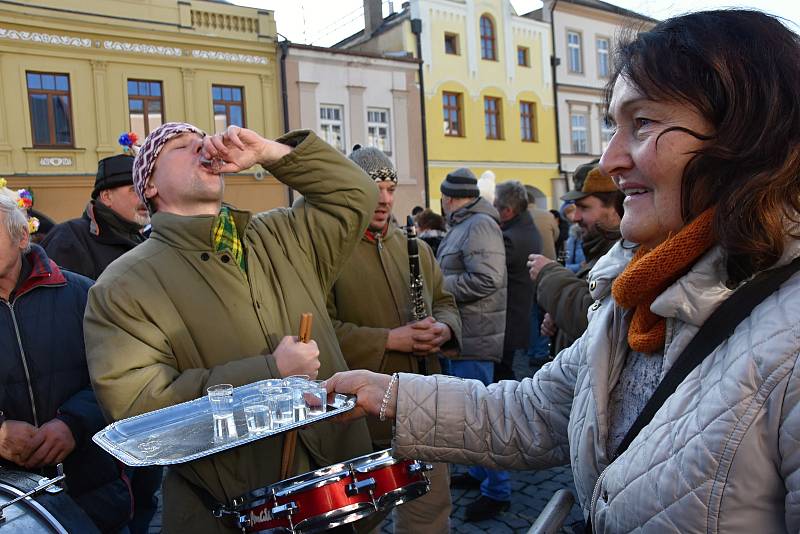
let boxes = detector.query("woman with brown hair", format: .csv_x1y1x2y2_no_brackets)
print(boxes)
327,10,800,531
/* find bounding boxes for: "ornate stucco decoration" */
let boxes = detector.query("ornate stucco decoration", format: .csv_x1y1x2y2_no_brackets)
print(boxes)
103,40,183,56
39,157,73,167
191,50,268,64
0,28,91,48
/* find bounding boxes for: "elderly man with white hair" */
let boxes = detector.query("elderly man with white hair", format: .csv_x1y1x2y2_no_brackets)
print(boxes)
0,195,132,531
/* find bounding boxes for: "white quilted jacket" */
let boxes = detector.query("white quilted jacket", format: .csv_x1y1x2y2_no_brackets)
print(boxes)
393,238,800,532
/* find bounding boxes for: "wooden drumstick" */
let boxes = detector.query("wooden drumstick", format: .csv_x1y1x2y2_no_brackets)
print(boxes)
280,313,313,480
298,312,312,343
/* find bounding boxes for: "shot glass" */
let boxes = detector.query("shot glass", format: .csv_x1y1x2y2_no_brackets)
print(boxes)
303,380,327,418
207,384,234,416
256,379,284,394
243,394,271,434
290,386,307,422
266,387,293,428
207,384,236,441
283,375,310,387
282,376,309,422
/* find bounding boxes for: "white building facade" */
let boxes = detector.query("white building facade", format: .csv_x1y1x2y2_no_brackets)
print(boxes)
283,44,426,217
530,0,655,185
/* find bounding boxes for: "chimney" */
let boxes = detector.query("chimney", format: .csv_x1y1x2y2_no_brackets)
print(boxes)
542,0,555,23
364,0,383,38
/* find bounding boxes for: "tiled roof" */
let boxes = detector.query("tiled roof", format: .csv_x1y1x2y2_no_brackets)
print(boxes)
523,0,657,24
333,5,410,49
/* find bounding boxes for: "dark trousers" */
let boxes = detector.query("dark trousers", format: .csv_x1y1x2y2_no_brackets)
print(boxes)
126,466,164,534
527,304,550,362
494,348,518,381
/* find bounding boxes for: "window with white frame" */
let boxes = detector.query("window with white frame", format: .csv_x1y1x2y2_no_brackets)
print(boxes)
597,38,610,78
571,112,588,153
367,108,391,154
567,31,583,73
320,105,345,153
600,115,614,152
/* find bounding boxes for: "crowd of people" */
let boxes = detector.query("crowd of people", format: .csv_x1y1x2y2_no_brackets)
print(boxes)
1,8,800,534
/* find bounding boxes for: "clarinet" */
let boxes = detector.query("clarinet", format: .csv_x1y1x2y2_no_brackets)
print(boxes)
406,216,429,375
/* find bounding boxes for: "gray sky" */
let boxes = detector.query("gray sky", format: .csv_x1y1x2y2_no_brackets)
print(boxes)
229,0,800,46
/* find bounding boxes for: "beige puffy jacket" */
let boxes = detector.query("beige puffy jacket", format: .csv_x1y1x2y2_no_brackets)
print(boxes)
393,237,800,532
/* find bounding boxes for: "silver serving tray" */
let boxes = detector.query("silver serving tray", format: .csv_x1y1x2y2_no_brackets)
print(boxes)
92,382,355,467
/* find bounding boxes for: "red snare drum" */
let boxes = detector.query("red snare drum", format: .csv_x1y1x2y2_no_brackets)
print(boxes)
233,449,431,533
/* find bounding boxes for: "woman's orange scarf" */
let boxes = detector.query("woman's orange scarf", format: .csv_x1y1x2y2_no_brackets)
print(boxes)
611,208,715,353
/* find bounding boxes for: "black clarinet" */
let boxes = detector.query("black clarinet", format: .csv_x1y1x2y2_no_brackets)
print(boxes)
406,216,428,375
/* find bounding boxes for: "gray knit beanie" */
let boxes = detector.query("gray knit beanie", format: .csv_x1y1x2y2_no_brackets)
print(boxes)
348,145,397,183
440,167,479,198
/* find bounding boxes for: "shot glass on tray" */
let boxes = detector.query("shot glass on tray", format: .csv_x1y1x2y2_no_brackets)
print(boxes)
303,380,327,417
207,384,237,441
243,394,271,434
265,387,293,428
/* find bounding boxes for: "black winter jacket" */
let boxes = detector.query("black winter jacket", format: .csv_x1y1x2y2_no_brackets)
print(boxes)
42,201,144,280
1,245,132,532
500,209,542,351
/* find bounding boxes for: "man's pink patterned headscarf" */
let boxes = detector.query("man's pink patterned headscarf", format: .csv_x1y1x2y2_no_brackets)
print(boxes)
132,122,205,210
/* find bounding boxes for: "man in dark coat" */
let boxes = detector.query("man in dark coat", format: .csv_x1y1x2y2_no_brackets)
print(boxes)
42,154,148,280
42,153,158,533
0,195,131,532
493,180,542,381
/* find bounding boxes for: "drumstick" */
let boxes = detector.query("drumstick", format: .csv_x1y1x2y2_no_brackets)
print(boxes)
280,313,313,480
298,313,312,343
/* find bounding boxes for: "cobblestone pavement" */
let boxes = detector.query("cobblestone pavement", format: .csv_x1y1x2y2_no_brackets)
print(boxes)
148,354,585,533
380,464,585,534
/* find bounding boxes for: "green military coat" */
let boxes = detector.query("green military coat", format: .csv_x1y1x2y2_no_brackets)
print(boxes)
84,131,377,532
327,225,462,445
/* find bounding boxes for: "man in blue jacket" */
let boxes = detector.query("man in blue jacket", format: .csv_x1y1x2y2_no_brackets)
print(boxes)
0,195,131,532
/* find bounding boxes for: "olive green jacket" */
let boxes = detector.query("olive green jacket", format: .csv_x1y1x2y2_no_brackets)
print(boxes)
534,233,618,353
327,225,461,445
84,131,377,531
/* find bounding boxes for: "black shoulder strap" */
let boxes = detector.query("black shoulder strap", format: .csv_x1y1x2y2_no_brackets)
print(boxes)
613,255,800,460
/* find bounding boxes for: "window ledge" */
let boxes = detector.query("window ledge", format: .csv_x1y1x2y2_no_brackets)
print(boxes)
23,147,86,153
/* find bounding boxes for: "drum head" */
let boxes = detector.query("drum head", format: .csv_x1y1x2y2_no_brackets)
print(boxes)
0,469,98,534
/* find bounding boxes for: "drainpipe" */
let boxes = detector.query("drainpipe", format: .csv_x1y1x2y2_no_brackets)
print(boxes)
279,37,294,205
410,18,431,208
548,0,568,194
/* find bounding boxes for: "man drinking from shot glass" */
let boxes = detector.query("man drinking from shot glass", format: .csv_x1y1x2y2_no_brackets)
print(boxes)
83,123,378,533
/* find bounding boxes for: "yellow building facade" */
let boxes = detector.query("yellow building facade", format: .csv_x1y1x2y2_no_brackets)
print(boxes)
339,0,559,208
0,0,282,222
